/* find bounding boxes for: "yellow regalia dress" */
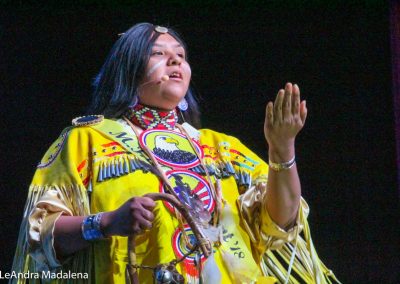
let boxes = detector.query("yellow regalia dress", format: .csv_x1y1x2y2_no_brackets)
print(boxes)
11,113,340,284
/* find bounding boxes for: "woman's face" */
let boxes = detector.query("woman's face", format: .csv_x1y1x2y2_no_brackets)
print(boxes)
138,33,191,110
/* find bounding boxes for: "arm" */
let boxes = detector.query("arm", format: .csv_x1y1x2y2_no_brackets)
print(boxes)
54,216,87,257
264,82,307,229
26,126,156,260
53,197,155,258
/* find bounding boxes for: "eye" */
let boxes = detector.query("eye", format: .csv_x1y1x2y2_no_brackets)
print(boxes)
177,53,185,59
151,50,164,56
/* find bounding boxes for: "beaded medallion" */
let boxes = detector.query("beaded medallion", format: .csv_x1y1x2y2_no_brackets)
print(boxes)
159,170,215,215
172,225,206,276
139,129,203,169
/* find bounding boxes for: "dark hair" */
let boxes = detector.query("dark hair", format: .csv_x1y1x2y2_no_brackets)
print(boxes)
87,22,201,128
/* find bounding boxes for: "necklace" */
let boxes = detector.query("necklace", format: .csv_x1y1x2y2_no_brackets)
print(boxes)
126,104,178,130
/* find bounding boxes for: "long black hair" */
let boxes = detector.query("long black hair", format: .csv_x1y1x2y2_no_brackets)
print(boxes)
87,23,201,128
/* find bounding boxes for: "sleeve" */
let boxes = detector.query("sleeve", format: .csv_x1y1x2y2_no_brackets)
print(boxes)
238,182,309,252
28,189,74,270
219,133,309,256
210,131,340,283
12,126,92,275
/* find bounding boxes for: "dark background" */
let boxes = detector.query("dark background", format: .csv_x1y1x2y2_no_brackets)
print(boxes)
1,1,399,283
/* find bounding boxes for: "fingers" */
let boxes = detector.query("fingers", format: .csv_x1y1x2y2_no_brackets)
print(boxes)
265,82,306,139
132,223,151,235
140,197,156,210
271,83,296,124
138,217,153,230
300,100,307,124
136,200,154,221
265,102,274,127
132,208,154,234
274,89,284,123
141,208,155,222
283,83,292,122
292,84,300,117
128,197,155,234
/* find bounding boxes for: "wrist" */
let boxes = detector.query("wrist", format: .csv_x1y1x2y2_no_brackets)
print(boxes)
268,144,295,163
81,212,106,241
100,211,113,238
269,155,296,171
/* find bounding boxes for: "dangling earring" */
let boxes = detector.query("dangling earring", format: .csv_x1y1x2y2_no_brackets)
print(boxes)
129,96,139,108
178,97,188,111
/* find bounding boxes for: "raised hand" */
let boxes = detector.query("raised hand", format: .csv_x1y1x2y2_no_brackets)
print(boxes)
264,82,307,161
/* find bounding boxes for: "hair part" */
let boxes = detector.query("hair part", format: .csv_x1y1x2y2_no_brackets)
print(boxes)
86,22,201,128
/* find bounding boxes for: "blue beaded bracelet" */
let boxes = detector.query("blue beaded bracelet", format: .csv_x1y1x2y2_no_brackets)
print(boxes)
81,212,105,241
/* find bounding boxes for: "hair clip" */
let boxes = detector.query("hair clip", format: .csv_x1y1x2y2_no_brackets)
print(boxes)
154,26,168,34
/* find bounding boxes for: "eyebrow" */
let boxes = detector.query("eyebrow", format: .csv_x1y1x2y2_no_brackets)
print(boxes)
152,43,183,48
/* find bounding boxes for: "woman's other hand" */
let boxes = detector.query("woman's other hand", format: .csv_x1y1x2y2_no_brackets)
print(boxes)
101,197,156,236
264,82,307,161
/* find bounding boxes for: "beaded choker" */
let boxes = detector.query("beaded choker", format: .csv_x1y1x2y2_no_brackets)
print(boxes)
127,104,178,130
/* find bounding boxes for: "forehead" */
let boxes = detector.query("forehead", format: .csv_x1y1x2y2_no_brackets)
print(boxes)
153,33,183,48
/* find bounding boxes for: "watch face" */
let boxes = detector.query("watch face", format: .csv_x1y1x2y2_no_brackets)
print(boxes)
139,129,203,169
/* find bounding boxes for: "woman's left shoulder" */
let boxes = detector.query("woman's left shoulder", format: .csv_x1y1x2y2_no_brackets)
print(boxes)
198,128,268,182
199,128,243,146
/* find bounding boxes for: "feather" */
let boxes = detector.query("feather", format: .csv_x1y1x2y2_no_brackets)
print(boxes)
201,253,221,284
202,225,221,242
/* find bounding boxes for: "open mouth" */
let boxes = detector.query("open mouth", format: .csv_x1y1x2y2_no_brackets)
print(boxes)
168,72,182,79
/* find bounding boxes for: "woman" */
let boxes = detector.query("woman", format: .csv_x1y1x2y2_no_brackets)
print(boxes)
12,23,340,283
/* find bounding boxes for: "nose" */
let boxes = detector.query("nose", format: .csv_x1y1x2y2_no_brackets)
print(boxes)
168,54,182,66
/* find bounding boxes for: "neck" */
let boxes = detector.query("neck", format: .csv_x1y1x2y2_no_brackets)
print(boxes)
139,103,174,112
126,103,178,130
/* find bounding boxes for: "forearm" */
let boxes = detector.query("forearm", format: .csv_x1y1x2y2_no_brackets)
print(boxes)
53,197,154,258
53,215,89,258
263,82,306,229
266,146,301,229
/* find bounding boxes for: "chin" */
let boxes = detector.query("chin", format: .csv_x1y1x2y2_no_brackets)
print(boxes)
152,98,181,111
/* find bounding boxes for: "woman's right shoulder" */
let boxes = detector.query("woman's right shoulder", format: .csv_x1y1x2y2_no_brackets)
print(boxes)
68,114,107,135
62,115,127,140
36,116,120,169
33,117,135,186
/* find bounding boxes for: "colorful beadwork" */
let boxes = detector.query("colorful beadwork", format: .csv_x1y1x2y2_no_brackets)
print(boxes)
37,130,70,169
72,115,104,126
96,155,153,182
159,170,215,215
127,104,178,130
172,225,205,275
139,129,203,169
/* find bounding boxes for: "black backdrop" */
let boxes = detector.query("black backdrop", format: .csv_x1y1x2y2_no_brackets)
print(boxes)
1,1,399,283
